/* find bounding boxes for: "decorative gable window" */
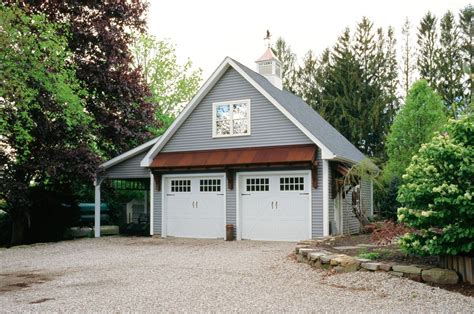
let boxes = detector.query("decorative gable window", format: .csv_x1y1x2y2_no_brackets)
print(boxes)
212,99,251,137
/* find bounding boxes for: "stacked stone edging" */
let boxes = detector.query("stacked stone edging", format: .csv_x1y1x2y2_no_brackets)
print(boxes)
295,241,460,285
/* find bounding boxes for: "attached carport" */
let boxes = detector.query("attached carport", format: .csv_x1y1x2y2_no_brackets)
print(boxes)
94,138,159,237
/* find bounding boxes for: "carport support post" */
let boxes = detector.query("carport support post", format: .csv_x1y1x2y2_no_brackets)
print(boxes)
94,178,102,238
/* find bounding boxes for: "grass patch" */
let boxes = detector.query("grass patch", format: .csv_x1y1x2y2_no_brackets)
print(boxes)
357,248,394,260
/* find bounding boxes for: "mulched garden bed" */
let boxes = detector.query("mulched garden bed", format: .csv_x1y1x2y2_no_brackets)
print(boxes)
328,234,439,266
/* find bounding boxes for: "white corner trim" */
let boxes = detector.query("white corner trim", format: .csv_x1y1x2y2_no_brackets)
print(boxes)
141,56,340,167
100,137,160,170
322,160,330,237
150,172,154,236
236,172,241,240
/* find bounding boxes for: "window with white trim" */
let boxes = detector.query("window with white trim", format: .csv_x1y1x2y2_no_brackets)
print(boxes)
213,99,250,137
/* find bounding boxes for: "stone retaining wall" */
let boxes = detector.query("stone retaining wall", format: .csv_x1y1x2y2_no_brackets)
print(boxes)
295,243,460,285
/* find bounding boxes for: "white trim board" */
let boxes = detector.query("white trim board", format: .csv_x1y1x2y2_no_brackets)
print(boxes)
100,137,160,170
150,172,154,236
141,57,339,167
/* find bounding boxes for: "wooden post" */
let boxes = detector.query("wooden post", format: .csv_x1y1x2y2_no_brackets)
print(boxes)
94,178,102,238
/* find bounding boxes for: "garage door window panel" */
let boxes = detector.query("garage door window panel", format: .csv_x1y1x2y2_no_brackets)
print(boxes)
200,179,221,192
280,177,305,191
246,178,269,192
170,179,191,193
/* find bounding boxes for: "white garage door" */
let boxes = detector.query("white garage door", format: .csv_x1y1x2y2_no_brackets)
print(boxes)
239,171,310,241
164,174,225,238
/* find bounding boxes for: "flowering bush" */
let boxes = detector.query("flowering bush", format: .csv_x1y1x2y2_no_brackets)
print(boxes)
397,115,474,256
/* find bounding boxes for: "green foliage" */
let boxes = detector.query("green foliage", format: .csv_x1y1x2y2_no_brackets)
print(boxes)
416,8,472,116
385,80,447,180
273,37,298,92
131,34,202,135
436,11,465,116
0,4,92,161
401,18,416,98
417,12,438,87
0,4,98,245
397,115,474,256
318,18,399,160
357,251,380,260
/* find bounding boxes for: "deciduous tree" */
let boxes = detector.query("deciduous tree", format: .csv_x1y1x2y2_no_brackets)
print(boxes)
8,0,157,157
0,5,98,245
385,80,447,180
131,34,202,135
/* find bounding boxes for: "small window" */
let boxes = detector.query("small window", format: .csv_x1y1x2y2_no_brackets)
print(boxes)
280,177,305,191
200,179,221,192
246,178,269,192
213,99,250,137
171,179,191,193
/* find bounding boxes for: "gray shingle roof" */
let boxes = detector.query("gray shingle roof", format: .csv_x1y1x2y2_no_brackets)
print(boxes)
233,59,367,164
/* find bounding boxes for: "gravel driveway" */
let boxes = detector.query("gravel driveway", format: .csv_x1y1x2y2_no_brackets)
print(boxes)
1,237,473,312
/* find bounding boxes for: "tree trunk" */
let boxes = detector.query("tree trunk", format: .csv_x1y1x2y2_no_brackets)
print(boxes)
11,214,27,246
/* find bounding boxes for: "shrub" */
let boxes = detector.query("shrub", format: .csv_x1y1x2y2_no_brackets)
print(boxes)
397,115,474,256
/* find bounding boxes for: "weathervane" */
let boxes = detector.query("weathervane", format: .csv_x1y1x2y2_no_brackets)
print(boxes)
264,30,271,48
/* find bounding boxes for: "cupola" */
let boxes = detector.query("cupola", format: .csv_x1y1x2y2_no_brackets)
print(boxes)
255,31,282,90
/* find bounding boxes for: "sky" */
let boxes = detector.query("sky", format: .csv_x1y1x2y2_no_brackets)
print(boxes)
148,0,470,78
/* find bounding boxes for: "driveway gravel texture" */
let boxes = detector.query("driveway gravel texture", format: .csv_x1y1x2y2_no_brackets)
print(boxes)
1,237,473,312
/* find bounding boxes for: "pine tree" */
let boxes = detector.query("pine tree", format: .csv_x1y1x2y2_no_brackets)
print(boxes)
295,50,319,108
436,11,465,116
459,5,473,113
417,12,438,87
273,37,298,92
320,28,365,150
401,18,417,97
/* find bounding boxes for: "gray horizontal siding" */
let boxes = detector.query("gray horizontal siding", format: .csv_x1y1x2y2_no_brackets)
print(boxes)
153,178,162,235
342,195,359,235
226,175,236,237
103,152,150,179
343,177,371,235
312,150,324,238
361,178,372,217
162,67,312,152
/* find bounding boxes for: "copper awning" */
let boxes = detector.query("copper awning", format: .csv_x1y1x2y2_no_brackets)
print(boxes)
150,144,317,169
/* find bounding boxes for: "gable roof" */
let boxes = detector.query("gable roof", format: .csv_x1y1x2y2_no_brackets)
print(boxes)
141,57,368,167
233,59,367,164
